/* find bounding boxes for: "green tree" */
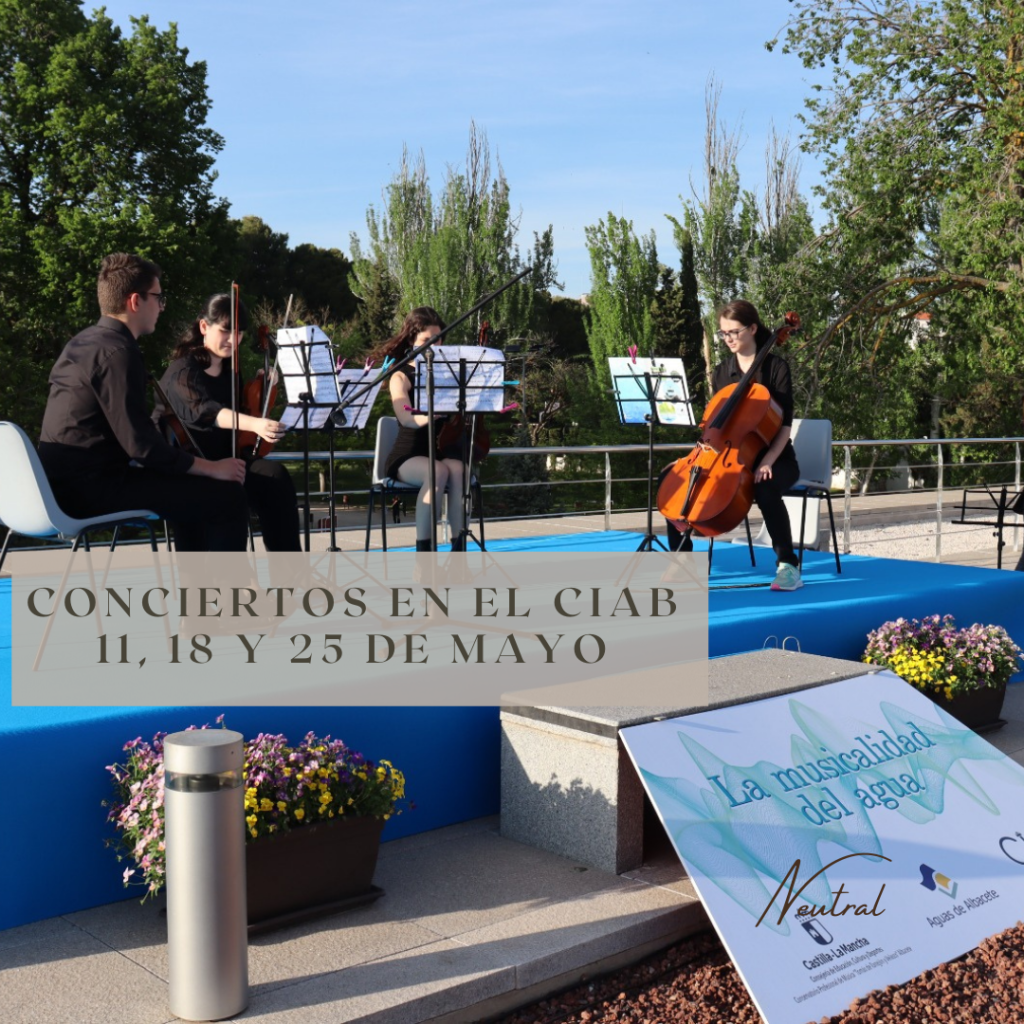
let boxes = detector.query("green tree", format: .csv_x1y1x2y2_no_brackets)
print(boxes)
583,212,659,381
650,234,705,408
349,123,558,344
667,78,752,391
773,0,1024,434
288,243,357,322
0,0,229,432
232,215,289,305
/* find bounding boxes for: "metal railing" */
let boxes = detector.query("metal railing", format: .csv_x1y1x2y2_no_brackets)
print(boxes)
267,435,1024,561
7,436,1022,561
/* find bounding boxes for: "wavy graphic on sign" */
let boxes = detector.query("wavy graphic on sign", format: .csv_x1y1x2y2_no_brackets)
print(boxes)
640,694,1020,933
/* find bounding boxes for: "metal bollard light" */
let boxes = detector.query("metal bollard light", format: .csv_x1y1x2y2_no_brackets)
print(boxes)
165,729,248,1021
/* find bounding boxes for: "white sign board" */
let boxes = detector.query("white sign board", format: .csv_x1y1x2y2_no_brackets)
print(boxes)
621,673,1024,1024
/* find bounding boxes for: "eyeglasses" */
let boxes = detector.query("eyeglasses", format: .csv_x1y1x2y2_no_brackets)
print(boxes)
716,327,749,341
140,291,167,309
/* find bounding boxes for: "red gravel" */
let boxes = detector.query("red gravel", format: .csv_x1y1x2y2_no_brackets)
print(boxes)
491,922,1024,1024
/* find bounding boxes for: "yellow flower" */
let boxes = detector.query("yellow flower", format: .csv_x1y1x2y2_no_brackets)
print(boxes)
260,798,273,812
294,808,305,821
246,814,257,826
276,801,287,812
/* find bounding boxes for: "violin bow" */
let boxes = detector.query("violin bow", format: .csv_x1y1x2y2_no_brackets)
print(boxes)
230,281,241,458
251,293,293,458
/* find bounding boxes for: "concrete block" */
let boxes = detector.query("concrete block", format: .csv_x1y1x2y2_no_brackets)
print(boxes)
500,650,880,875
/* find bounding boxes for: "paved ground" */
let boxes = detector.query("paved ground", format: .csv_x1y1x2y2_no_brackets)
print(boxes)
319,498,1024,571
3,510,1023,1024
4,683,1023,1024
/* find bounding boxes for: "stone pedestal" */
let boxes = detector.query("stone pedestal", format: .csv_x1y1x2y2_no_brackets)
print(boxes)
500,649,881,874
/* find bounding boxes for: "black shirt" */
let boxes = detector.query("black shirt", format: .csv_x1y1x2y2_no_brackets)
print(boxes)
38,317,194,484
712,349,797,463
157,354,235,462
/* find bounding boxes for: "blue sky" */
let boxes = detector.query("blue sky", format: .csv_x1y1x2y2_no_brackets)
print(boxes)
98,1,824,299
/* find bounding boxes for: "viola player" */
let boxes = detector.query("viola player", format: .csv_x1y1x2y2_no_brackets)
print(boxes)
156,293,300,552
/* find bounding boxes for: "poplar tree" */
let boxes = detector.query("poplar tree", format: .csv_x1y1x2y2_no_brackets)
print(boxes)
583,213,659,382
349,123,557,345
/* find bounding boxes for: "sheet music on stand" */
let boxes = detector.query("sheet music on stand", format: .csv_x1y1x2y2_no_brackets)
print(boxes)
333,368,382,430
413,345,506,413
608,356,695,426
275,325,343,429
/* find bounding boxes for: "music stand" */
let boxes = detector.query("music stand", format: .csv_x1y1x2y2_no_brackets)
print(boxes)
608,356,695,552
414,345,505,550
276,326,381,551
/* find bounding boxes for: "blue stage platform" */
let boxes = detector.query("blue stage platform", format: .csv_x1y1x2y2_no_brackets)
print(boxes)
2,535,1023,929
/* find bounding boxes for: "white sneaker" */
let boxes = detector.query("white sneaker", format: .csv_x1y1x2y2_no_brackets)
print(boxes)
771,564,803,591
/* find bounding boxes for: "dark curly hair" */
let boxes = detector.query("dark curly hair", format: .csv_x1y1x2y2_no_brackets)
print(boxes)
375,306,446,363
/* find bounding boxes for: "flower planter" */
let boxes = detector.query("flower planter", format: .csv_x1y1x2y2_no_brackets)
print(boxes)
246,815,385,933
927,678,1007,732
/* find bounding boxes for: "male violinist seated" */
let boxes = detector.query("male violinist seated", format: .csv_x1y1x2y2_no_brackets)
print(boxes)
38,253,250,551
154,293,300,552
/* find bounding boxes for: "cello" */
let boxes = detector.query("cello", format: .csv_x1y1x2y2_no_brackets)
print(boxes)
656,311,801,537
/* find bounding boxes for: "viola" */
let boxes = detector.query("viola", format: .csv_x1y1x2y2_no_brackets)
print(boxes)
656,312,801,537
438,411,491,462
436,320,493,463
150,375,206,459
236,324,280,459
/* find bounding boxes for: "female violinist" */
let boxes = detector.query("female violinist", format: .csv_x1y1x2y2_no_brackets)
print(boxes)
156,294,301,552
663,299,803,591
377,306,467,551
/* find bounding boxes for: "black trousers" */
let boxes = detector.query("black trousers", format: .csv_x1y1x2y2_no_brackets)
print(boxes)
659,456,801,567
52,468,249,552
244,458,300,551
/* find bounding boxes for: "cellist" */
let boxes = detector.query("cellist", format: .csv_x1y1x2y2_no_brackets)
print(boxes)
662,300,803,591
155,293,301,551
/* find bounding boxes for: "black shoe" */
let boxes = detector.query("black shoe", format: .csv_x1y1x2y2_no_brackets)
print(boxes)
415,539,433,552
450,532,466,552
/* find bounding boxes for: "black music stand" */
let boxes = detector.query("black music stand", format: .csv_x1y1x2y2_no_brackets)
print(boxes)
414,345,505,552
608,356,695,552
276,327,381,551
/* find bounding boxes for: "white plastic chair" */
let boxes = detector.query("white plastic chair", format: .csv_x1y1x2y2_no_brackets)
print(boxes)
0,421,161,571
753,418,841,572
363,416,485,551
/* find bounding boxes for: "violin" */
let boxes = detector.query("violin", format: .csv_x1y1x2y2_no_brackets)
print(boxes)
656,312,801,537
436,320,493,463
236,324,279,459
